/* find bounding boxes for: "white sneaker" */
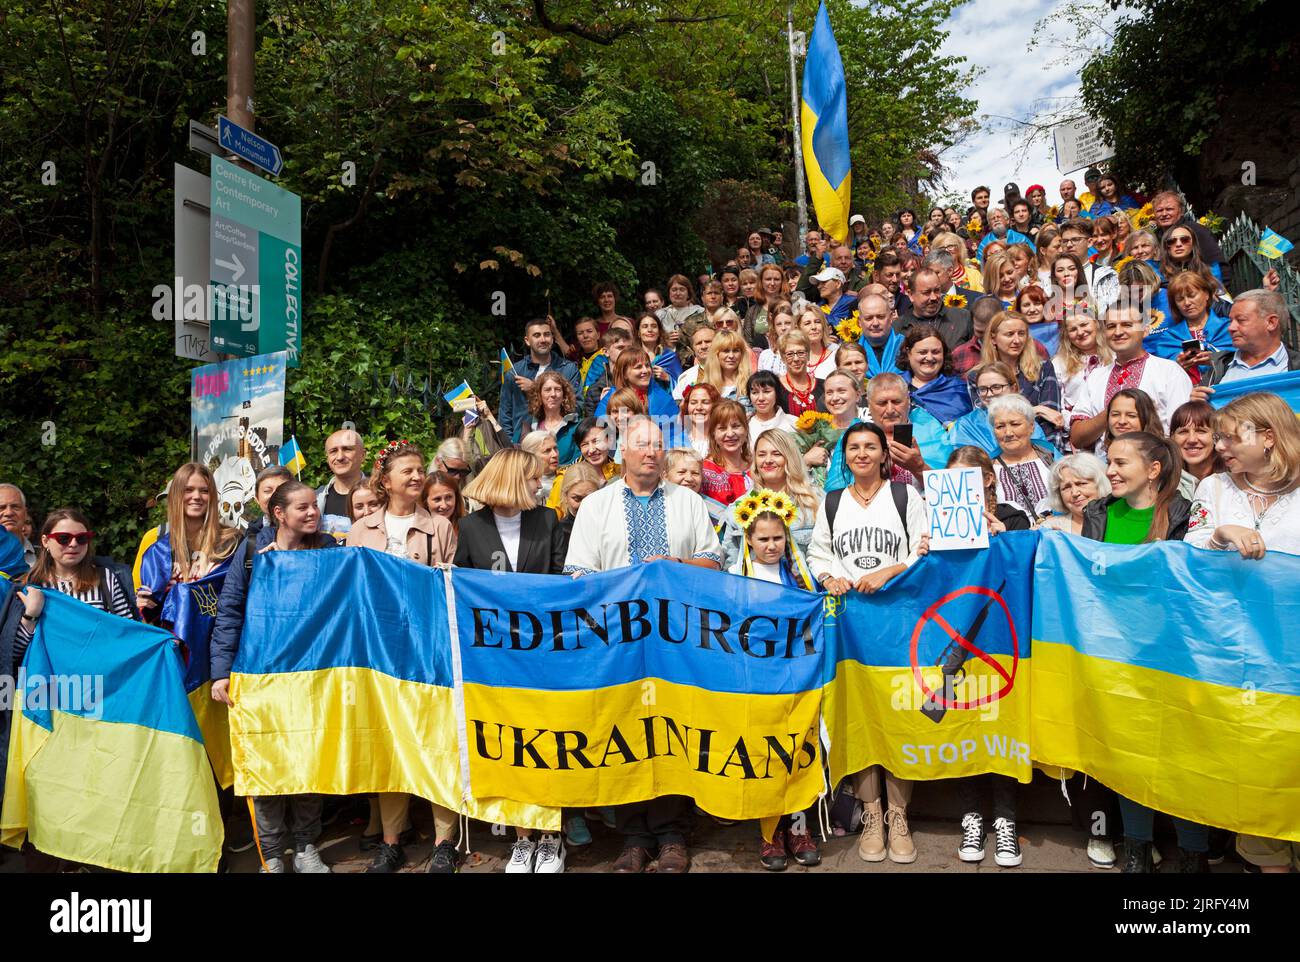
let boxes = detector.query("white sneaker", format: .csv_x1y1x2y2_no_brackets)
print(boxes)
1087,837,1116,869
992,817,1022,867
506,837,536,874
293,843,331,873
533,833,566,874
958,812,985,862
259,856,285,874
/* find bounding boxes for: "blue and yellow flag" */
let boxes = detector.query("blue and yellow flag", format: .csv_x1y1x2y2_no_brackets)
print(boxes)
801,2,852,243
443,380,473,405
823,532,1037,787
1209,369,1300,416
229,548,560,830
1032,532,1300,842
279,435,306,475
164,570,235,788
0,528,27,582
1257,228,1294,260
499,348,515,386
0,591,223,871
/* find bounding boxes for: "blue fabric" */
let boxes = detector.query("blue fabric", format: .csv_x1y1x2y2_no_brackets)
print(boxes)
163,566,228,693
653,349,684,383
0,529,27,582
555,418,581,467
801,2,851,188
946,409,1058,459
582,352,609,397
1087,195,1139,217
1028,320,1060,356
1209,368,1300,411
906,372,974,425
594,381,680,419
1144,303,1233,362
861,329,904,377
823,293,859,324
977,229,1033,263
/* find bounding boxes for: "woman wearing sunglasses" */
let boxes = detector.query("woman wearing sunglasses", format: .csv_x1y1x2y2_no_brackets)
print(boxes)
14,508,139,662
1158,227,1223,286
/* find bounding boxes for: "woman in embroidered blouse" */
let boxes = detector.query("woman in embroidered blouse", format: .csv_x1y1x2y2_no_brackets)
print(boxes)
987,394,1054,522
700,399,754,506
776,329,823,417
796,306,840,380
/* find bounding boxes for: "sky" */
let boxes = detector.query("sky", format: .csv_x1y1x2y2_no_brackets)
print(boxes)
932,0,1121,208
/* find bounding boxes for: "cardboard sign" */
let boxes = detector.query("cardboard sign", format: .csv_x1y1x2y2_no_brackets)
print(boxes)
924,467,989,551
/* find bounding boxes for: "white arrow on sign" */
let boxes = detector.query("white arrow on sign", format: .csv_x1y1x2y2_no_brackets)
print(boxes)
215,252,246,282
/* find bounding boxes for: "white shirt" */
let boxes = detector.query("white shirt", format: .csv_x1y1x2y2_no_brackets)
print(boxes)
1052,352,1096,425
750,560,785,584
808,483,927,583
384,512,416,558
758,349,788,376
1072,353,1192,454
1185,473,1300,556
810,343,840,380
563,478,723,575
673,365,700,401
494,510,523,570
749,410,798,445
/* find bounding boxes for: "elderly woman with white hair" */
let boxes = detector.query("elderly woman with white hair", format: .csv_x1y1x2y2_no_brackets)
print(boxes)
1041,453,1111,534
986,394,1055,522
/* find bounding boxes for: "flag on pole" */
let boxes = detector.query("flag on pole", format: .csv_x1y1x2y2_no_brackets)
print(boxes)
1257,229,1295,260
279,435,306,476
800,2,852,244
499,348,515,386
443,380,479,428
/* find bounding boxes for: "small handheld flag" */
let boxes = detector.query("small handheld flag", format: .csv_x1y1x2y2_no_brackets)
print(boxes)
800,2,852,243
500,348,515,386
1257,229,1295,260
443,380,473,406
443,380,479,427
279,436,306,477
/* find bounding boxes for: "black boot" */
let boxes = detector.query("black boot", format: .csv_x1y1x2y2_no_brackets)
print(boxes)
1121,839,1153,873
1174,847,1209,873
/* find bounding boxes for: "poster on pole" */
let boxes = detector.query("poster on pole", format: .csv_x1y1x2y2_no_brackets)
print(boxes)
924,467,989,551
1052,116,1114,174
190,352,288,530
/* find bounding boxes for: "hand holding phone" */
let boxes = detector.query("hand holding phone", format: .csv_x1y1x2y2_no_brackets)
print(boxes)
892,423,914,447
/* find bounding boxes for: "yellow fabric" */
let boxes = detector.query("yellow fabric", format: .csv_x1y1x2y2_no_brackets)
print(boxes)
962,263,984,293
131,524,163,591
801,101,852,244
1031,639,1300,842
824,655,1032,789
229,666,560,831
1,710,222,872
462,678,823,823
189,683,234,789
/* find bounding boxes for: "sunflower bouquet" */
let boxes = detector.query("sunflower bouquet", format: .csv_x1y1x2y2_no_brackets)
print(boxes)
1198,211,1226,237
1128,202,1154,231
835,313,862,343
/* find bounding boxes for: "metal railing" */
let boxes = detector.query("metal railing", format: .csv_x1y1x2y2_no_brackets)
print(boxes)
1216,212,1300,349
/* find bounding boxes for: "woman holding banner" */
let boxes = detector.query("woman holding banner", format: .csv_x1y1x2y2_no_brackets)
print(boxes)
1080,431,1204,872
345,440,460,874
808,422,928,865
209,481,337,874
455,449,574,872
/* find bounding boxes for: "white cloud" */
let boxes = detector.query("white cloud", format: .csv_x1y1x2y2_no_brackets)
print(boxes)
934,0,1118,207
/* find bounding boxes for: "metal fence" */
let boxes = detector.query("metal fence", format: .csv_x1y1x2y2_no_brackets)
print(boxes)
1215,213,1300,350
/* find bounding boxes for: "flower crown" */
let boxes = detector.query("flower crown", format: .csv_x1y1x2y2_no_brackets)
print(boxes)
374,438,417,474
734,489,798,532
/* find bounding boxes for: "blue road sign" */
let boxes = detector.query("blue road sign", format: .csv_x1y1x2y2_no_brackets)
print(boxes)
217,115,284,177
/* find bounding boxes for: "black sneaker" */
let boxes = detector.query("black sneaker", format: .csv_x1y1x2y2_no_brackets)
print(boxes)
958,812,985,862
1121,840,1154,874
992,817,1022,867
1174,848,1209,874
359,826,416,852
366,842,406,873
426,840,461,874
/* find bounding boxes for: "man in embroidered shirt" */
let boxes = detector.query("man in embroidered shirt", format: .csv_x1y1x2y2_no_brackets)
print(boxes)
561,416,720,874
1193,289,1300,400
1070,305,1193,453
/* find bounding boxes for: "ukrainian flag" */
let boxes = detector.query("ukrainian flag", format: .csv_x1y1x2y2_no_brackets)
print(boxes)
0,528,26,581
279,435,306,476
499,348,515,386
164,570,235,788
1257,228,1294,260
1031,532,1300,842
443,380,473,406
801,2,852,243
0,591,223,871
1208,370,1300,416
229,548,560,830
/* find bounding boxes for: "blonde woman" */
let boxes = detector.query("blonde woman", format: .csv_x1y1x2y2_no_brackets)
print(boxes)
1052,311,1113,431
137,462,243,617
745,263,787,348
698,330,754,402
976,311,1062,444
758,302,796,375
981,251,1019,308
717,428,822,569
796,305,839,378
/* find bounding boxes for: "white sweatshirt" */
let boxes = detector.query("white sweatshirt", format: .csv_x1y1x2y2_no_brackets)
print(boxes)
807,482,927,582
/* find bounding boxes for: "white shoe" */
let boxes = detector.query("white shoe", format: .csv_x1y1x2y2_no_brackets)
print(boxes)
1087,837,1116,869
992,817,1022,867
259,856,285,874
533,833,566,874
958,812,985,862
293,843,331,873
506,837,536,874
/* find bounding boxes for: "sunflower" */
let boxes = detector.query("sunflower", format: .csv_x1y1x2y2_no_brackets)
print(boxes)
757,490,773,506
1146,309,1167,334
966,215,983,234
944,293,967,309
835,316,862,343
794,410,819,431
735,504,756,528
1113,256,1134,272
917,234,930,248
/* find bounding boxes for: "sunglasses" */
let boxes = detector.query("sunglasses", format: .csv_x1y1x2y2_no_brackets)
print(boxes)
443,465,471,478
1165,236,1193,247
48,531,94,546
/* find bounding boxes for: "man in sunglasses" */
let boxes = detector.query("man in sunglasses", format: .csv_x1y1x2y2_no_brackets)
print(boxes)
0,483,36,568
1150,190,1228,284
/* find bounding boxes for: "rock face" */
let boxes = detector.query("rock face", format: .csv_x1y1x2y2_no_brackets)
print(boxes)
1197,81,1300,241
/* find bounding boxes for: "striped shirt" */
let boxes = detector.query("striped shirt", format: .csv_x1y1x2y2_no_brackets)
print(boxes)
15,567,135,662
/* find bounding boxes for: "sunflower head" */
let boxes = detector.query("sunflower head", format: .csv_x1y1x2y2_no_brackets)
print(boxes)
794,410,818,431
944,293,967,309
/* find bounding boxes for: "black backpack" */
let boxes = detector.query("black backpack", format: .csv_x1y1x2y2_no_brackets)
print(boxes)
823,481,912,543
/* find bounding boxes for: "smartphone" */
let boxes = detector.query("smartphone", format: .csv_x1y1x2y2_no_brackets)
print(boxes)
1181,338,1202,354
893,423,914,446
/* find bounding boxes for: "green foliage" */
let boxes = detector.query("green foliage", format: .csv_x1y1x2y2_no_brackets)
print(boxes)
1079,0,1297,190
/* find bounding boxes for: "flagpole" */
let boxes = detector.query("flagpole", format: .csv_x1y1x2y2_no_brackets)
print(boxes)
788,5,809,244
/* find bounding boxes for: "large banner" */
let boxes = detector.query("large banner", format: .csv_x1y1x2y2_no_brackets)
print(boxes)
454,564,827,822
189,351,287,529
823,531,1036,787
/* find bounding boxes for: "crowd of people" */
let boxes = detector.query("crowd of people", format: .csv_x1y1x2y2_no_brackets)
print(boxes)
2,176,1297,876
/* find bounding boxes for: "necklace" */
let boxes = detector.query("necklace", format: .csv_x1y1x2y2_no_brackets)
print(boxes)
1242,474,1287,496
850,479,884,507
